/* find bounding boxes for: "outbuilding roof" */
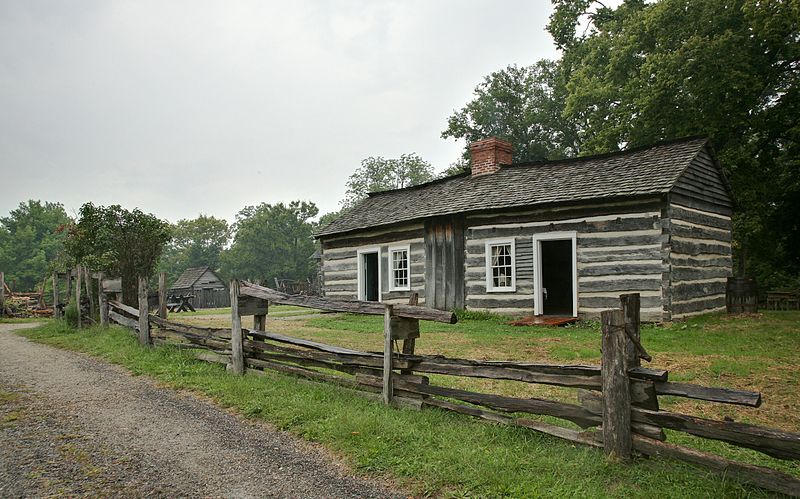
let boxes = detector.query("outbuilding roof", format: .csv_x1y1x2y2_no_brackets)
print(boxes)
170,266,216,290
316,136,713,237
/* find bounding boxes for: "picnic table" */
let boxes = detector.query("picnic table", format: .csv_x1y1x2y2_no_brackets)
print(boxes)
167,294,196,313
766,290,800,310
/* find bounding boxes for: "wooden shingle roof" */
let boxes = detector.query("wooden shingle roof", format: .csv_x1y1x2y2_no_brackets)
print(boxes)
170,266,213,290
316,137,712,237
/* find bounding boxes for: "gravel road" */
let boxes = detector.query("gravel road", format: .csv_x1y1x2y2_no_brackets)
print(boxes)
0,323,403,498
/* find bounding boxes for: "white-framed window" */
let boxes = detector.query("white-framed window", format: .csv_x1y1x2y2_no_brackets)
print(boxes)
485,239,516,292
388,244,411,291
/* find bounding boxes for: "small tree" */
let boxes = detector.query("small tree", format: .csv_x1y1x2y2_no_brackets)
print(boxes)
341,154,434,209
220,201,318,285
65,203,171,306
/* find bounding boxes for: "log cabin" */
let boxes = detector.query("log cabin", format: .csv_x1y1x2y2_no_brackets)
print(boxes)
314,136,733,321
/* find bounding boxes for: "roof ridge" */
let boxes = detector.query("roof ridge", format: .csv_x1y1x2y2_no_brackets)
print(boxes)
510,135,708,169
364,135,708,199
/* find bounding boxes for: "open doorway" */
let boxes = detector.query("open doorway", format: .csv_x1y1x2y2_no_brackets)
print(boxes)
533,232,577,317
358,249,380,302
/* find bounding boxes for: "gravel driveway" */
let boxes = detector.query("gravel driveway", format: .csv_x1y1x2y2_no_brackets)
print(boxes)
0,323,403,498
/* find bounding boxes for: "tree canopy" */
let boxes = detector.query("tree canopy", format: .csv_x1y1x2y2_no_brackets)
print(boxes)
159,215,231,285
64,203,171,305
341,154,435,209
444,0,799,288
0,200,71,291
442,61,579,162
220,201,318,286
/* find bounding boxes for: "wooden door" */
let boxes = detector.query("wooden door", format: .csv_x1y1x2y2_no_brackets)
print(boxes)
424,216,465,310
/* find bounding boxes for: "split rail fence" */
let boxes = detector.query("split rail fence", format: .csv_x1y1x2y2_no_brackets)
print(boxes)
99,279,800,496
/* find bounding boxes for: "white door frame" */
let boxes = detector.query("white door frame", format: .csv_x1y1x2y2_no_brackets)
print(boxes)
532,231,577,317
356,247,381,302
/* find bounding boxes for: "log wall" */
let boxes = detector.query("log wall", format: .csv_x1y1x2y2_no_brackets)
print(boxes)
320,223,427,305
664,148,733,320
464,198,668,320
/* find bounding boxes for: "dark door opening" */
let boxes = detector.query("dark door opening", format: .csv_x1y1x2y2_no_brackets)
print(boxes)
540,239,574,316
362,252,379,301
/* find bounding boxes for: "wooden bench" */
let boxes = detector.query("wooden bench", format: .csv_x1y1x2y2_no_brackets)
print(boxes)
766,290,800,310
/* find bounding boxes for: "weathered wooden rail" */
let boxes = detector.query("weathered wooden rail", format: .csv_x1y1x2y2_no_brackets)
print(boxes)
103,281,800,496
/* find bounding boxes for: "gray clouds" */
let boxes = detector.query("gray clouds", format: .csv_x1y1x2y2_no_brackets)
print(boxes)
0,0,557,222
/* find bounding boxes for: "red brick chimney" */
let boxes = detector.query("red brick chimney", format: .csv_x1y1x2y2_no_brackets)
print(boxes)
469,137,513,176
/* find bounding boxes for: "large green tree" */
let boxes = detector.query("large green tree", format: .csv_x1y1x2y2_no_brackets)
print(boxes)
549,0,800,287
64,203,172,306
442,61,579,163
159,215,231,285
220,201,318,285
341,154,435,209
0,200,71,291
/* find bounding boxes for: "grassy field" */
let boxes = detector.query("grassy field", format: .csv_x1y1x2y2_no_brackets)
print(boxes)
12,319,799,497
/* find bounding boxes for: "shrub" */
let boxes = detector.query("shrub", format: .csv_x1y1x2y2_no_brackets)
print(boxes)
64,302,79,328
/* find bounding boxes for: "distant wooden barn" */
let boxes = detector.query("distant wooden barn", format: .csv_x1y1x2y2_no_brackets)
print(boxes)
169,266,229,308
314,136,733,321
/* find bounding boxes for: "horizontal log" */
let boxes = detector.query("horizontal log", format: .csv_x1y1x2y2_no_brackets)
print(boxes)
632,435,800,497
240,281,457,324
109,310,138,329
422,397,603,449
466,216,659,240
388,378,601,429
670,205,731,230
671,266,731,282
578,278,662,293
671,280,727,301
578,249,664,263
654,382,761,408
248,330,371,356
670,296,726,315
406,359,601,389
577,234,663,248
149,315,231,339
466,198,663,226
631,407,800,460
670,239,732,256
670,255,732,268
109,300,139,317
578,263,665,277
670,223,732,243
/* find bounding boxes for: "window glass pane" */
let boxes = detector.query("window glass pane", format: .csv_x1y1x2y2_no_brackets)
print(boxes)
488,243,513,289
391,249,409,288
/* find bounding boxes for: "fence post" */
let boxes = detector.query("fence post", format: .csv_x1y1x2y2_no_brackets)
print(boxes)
229,280,244,375
75,266,82,328
99,274,109,327
66,270,72,306
158,272,168,319
0,271,5,318
84,266,94,320
620,293,641,368
383,304,394,405
601,308,632,462
137,276,150,346
52,272,60,319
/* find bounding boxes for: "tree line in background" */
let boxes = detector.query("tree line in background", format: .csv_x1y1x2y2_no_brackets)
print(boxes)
1,0,796,294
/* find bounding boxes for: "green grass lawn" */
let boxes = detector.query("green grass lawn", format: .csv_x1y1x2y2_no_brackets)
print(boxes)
12,320,798,497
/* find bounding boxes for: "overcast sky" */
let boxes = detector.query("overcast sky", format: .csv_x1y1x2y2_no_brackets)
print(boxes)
1,0,559,223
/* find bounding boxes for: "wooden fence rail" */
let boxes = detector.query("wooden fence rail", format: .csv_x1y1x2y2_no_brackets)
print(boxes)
104,282,800,496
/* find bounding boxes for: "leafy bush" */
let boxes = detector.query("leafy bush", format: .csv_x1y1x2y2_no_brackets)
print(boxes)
64,302,79,328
